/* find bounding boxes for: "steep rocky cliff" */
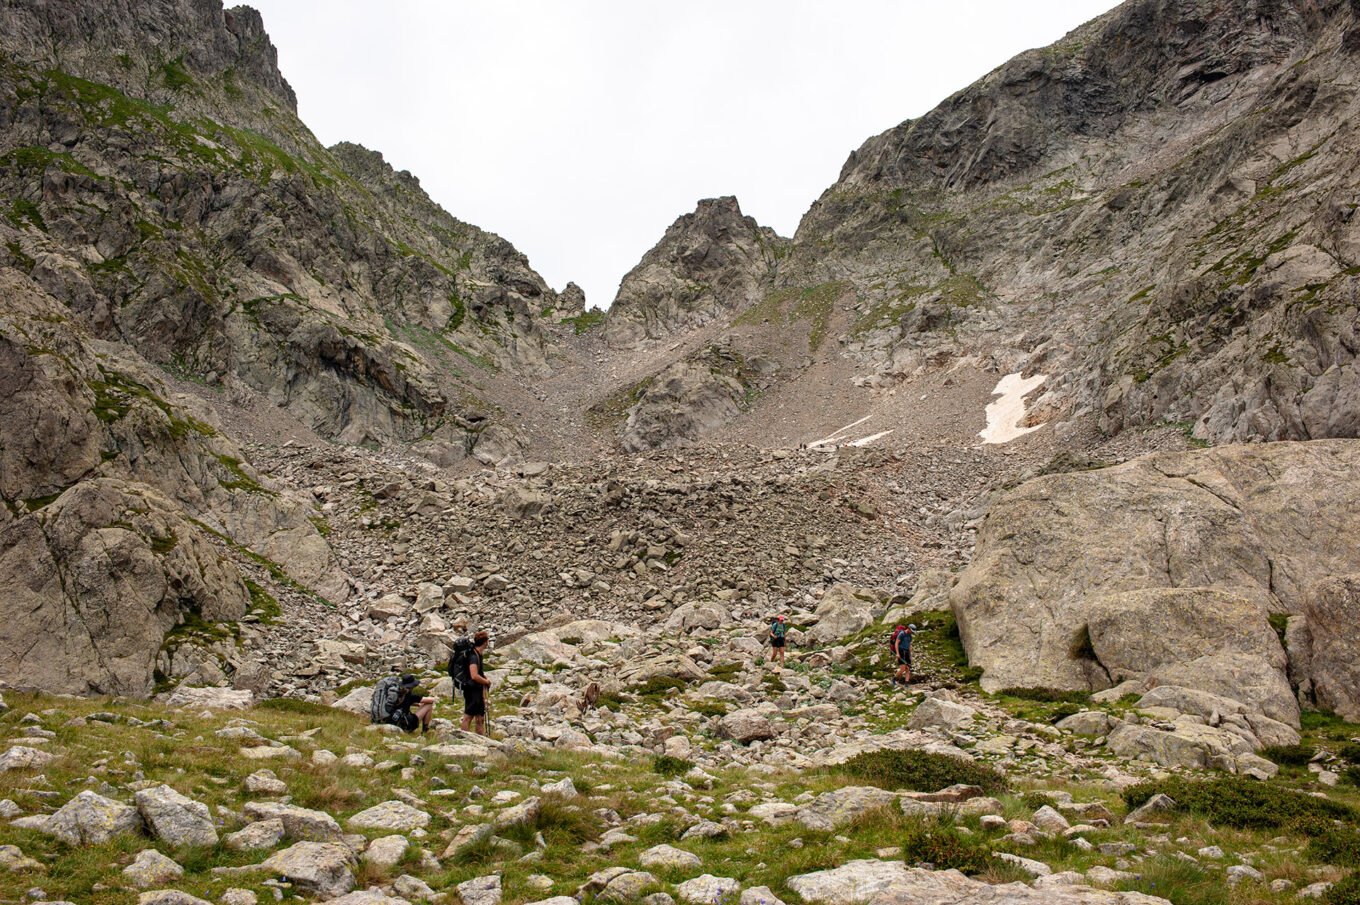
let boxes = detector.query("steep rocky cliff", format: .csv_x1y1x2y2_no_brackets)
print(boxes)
0,0,570,461
605,0,1360,450
0,0,581,695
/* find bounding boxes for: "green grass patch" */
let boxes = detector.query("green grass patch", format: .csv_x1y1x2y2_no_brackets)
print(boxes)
901,814,999,873
561,309,605,334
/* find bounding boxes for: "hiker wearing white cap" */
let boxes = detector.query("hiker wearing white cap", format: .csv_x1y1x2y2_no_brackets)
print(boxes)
891,624,917,686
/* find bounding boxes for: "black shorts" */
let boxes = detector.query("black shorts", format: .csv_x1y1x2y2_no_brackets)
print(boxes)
463,686,486,717
897,650,912,667
771,637,786,649
389,710,419,733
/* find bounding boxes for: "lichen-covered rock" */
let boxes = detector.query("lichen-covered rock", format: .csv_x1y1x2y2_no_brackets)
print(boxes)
135,785,217,847
44,791,143,846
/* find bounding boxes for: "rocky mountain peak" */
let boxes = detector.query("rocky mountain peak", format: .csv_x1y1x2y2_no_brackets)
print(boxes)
830,0,1353,195
604,196,788,348
0,0,297,115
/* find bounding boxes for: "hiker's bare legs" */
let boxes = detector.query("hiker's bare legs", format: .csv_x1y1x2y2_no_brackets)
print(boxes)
415,701,434,730
473,716,485,735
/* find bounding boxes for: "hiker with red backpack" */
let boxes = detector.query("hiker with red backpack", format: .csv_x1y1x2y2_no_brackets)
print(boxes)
890,624,916,686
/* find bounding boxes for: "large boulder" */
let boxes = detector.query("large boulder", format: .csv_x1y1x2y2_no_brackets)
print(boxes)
865,868,1171,904
135,785,217,847
951,442,1360,706
1085,588,1296,725
1289,574,1360,721
258,842,355,899
45,791,142,845
805,585,886,645
664,601,731,634
718,709,778,744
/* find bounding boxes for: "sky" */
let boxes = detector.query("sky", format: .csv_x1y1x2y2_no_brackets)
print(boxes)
248,1,1122,309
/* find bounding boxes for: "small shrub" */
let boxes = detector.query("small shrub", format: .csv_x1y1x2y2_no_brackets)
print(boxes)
689,700,729,718
834,748,1006,793
1021,791,1051,810
1343,765,1360,788
1123,776,1359,829
652,755,694,778
1261,743,1316,766
1049,702,1082,723
1337,742,1360,764
901,816,996,874
1325,874,1360,905
631,676,687,699
1307,825,1360,868
708,662,744,681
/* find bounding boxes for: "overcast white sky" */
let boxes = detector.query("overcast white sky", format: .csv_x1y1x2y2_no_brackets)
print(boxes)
248,1,1121,309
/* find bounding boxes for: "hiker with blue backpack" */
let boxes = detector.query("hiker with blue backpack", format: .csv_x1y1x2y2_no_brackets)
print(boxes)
768,614,788,667
891,624,916,686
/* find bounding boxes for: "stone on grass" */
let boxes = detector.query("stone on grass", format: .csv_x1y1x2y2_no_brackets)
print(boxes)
364,834,409,869
996,852,1052,877
676,875,740,904
639,844,702,871
325,892,416,905
0,746,55,772
906,697,977,732
244,770,288,795
137,892,213,905
135,785,217,847
123,849,184,888
243,802,342,840
1124,793,1176,825
787,860,913,905
258,841,355,899
457,873,502,905
1031,805,1071,834
442,823,494,858
542,777,577,797
220,891,258,905
741,888,787,905
45,790,142,845
347,800,431,832
797,787,898,831
0,843,44,871
225,818,284,851
492,796,542,830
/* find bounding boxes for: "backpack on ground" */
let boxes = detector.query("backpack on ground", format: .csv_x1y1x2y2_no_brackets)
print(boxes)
370,675,402,724
447,637,475,690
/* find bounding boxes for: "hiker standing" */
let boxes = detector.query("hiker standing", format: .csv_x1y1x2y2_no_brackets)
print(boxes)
370,674,435,734
459,631,492,736
891,624,916,686
768,614,788,667
447,619,475,703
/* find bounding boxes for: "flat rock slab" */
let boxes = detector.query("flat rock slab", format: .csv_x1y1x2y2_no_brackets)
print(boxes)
45,790,142,846
787,859,914,905
797,787,899,831
347,800,431,832
864,868,1173,904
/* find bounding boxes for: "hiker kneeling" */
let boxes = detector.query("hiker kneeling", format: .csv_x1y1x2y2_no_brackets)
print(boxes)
454,631,492,736
370,674,435,734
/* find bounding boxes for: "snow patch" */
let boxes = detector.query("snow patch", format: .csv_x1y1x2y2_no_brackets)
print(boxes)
979,373,1046,445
